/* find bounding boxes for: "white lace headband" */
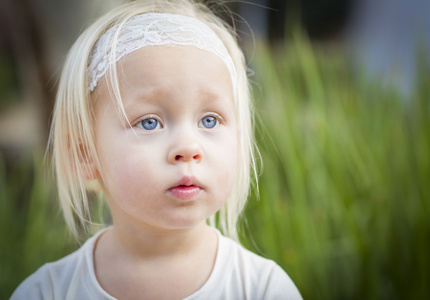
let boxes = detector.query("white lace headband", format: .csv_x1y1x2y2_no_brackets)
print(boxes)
87,12,237,97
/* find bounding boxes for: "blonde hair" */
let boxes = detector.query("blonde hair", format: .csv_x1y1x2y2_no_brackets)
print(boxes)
49,0,258,240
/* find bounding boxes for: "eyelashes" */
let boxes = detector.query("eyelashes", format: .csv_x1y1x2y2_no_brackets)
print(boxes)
198,113,224,129
134,112,224,131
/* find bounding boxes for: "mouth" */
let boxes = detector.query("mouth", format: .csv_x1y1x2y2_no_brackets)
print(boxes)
167,177,203,201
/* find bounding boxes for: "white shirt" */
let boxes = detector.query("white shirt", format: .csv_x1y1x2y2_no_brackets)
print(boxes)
11,228,302,299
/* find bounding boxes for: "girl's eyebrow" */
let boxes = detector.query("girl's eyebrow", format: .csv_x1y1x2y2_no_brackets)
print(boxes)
123,88,159,107
199,88,230,99
124,86,232,107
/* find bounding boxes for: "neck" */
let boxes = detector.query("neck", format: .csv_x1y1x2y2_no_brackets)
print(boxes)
96,213,216,263
118,222,210,257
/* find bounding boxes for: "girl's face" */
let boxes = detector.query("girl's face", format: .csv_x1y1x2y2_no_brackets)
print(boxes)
93,46,238,232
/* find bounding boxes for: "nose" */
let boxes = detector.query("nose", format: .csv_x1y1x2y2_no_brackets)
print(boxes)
168,137,203,164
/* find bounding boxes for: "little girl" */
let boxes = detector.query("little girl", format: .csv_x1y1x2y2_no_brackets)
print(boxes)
12,0,302,299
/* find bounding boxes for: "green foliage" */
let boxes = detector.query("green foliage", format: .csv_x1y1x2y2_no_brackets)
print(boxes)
241,33,430,299
1,33,429,299
0,50,20,110
0,153,78,298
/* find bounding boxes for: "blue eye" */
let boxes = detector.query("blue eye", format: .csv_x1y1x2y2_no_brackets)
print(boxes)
140,118,161,130
200,116,218,129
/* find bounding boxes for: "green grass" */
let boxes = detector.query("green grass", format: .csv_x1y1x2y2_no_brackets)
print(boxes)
1,33,429,299
0,152,76,298
242,33,430,299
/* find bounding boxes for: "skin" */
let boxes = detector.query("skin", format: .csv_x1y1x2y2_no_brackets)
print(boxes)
88,45,238,299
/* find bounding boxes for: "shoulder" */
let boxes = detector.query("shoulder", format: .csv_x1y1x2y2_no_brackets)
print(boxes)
215,233,303,299
10,230,107,300
10,263,55,300
10,251,83,300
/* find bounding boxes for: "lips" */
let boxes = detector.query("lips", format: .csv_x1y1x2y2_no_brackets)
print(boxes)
167,176,203,200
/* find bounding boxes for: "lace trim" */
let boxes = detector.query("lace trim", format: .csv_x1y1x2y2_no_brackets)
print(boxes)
87,13,237,95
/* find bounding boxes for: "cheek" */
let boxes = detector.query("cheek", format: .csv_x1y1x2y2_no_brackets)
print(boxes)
97,144,154,199
213,133,239,191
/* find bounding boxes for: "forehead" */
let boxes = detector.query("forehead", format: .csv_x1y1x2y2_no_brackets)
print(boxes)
122,45,231,85
93,45,235,112
118,45,233,95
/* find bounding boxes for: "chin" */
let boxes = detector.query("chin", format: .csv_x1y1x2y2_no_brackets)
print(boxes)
158,212,212,230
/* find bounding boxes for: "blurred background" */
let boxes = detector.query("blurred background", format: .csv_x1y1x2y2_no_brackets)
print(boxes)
1,0,429,299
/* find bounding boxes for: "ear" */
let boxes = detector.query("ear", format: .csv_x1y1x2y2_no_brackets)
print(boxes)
69,138,99,180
